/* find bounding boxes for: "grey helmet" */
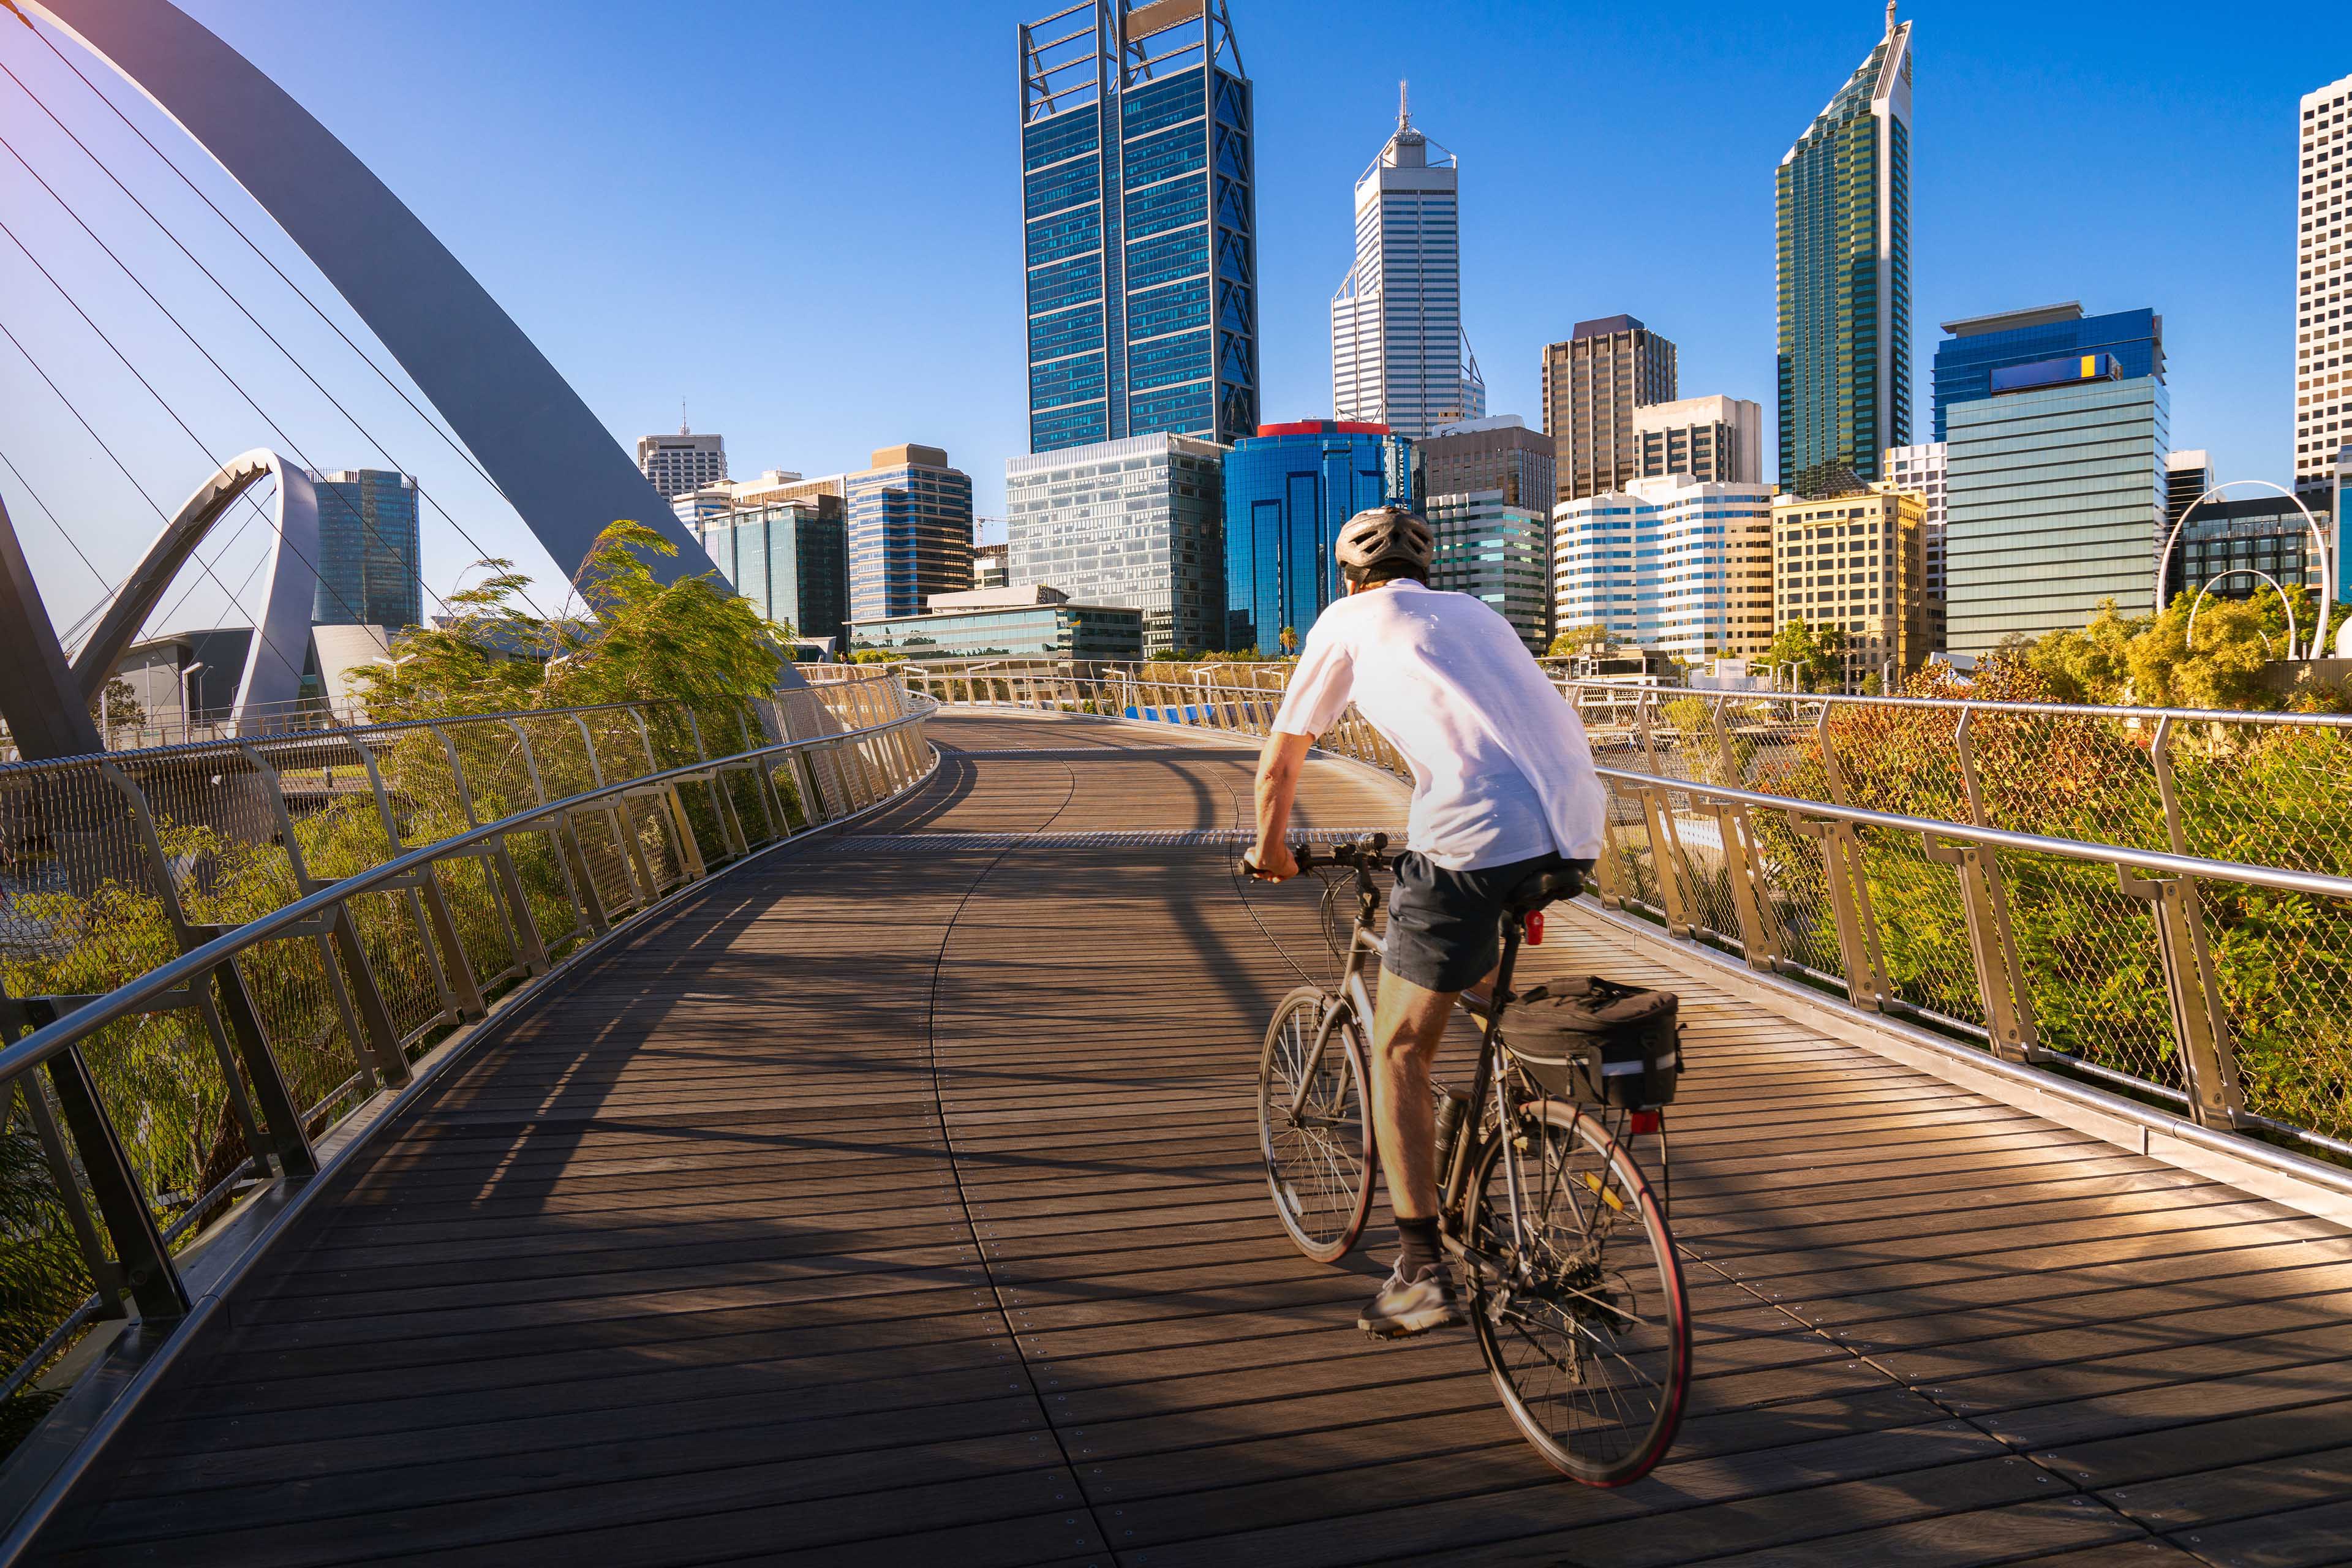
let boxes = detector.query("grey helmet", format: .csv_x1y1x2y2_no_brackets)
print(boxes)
1334,505,1434,583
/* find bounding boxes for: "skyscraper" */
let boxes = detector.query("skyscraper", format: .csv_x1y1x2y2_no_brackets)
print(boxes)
1005,432,1228,655
1330,86,1484,439
1777,4,1913,497
1221,420,1409,654
1553,477,1775,661
1932,303,2165,442
2297,74,2351,500
1770,483,1931,687
845,445,974,626
1885,439,1948,652
1541,317,1677,503
1415,417,1555,653
696,496,849,649
312,469,421,630
636,427,728,500
1018,1,1257,454
1634,396,1765,486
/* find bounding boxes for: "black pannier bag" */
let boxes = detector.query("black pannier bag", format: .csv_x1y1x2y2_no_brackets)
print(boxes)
1501,977,1683,1109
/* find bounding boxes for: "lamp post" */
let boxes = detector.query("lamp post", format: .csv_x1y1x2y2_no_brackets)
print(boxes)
179,660,205,744
2157,479,2332,661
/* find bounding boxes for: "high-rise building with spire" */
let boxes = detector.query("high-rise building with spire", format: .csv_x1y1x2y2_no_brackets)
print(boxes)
1017,1,1258,454
1776,3,1913,497
1330,83,1485,439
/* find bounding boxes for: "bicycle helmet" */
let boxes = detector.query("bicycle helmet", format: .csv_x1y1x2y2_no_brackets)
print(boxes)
1334,505,1435,584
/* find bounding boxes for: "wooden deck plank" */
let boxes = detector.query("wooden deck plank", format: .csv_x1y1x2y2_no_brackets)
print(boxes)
20,709,2352,1568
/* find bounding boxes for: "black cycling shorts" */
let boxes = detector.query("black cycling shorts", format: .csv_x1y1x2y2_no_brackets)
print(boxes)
1382,849,1595,993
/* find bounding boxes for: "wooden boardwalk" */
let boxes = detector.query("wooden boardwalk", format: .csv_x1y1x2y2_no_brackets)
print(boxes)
23,712,2352,1567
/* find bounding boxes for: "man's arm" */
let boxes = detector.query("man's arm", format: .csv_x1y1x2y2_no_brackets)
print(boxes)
1244,730,1314,881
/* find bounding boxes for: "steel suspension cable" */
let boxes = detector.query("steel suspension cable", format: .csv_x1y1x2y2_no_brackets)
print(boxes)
0,437,108,599
0,318,304,688
0,13,560,623
0,211,377,651
0,127,450,631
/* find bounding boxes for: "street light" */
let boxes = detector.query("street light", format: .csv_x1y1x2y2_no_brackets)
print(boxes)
179,661,205,744
2156,479,2332,661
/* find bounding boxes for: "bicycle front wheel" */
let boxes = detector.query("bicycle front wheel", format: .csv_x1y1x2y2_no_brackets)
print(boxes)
1257,986,1374,1264
1464,1102,1689,1486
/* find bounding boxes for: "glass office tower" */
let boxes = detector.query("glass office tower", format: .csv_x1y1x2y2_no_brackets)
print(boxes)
1221,420,1409,654
312,469,422,629
1945,367,2168,654
698,497,848,649
1931,303,2165,441
1005,432,1227,656
1777,9,1913,498
1019,1,1257,453
845,445,974,625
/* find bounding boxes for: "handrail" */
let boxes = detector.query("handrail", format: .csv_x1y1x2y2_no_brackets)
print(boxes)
1586,764,2352,902
0,697,922,1088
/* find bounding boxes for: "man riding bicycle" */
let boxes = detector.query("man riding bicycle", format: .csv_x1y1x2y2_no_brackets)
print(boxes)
1244,505,1607,1338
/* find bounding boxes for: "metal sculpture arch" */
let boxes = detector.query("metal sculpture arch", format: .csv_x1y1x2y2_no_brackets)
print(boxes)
20,0,717,586
69,449,322,728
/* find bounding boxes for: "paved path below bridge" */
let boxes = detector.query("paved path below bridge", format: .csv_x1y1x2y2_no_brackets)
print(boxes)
24,712,2352,1566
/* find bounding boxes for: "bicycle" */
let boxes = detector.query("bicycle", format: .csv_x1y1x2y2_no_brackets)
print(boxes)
1254,834,1691,1487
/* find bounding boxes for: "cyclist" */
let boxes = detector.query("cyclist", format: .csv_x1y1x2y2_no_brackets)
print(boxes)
1243,505,1605,1337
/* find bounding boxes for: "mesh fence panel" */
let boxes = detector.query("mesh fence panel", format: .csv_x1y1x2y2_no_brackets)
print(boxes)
2202,878,2352,1142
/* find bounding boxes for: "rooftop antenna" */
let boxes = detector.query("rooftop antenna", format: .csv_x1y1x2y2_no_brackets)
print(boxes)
680,398,690,436
1397,78,1410,131
1886,0,1897,33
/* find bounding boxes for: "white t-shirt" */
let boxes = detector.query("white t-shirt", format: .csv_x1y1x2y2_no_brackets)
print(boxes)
1272,581,1607,872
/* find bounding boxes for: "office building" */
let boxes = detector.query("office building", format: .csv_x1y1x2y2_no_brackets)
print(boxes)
696,496,848,648
1412,416,1554,510
312,469,421,630
1005,432,1227,655
1932,303,2166,442
973,543,1010,590
1553,476,1775,662
1542,316,1677,502
1885,440,1947,651
2167,449,2215,534
1330,88,1484,439
2169,495,2335,607
1635,396,1764,486
1771,483,1929,687
1222,419,1411,654
672,484,737,535
1777,6,1913,497
2297,75,2352,500
636,428,728,500
1018,0,1257,453
1426,492,1550,653
851,585,1143,662
1945,361,2168,654
845,445,974,626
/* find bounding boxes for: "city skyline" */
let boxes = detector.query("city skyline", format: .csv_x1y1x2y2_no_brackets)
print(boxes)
0,0,2330,635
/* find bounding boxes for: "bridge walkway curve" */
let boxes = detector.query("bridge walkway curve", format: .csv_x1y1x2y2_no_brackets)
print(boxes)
20,711,2352,1566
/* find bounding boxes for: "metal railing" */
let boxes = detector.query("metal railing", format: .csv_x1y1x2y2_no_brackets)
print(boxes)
0,669,930,1446
906,668,2352,1160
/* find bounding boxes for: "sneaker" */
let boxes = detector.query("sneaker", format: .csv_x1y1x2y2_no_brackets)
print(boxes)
1358,1260,1463,1339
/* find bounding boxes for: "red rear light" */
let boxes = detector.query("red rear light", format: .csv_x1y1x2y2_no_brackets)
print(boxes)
1629,1110,1662,1136
1524,910,1545,945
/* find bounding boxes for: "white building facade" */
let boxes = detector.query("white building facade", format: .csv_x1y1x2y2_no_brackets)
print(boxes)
1552,476,1775,661
1006,432,1228,656
1330,91,1485,439
2298,73,2352,499
1885,439,1948,651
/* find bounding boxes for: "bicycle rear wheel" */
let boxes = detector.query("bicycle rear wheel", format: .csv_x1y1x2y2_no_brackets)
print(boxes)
1464,1102,1689,1486
1257,986,1374,1264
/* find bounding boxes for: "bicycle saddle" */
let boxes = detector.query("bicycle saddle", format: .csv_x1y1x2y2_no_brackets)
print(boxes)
1502,867,1584,916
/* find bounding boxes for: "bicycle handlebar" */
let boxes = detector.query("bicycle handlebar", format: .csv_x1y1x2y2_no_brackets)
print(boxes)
1291,831,1387,874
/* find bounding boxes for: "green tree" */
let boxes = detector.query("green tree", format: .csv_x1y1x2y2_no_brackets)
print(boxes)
1278,625,1298,656
1763,617,1847,692
88,674,145,743
1547,622,1616,658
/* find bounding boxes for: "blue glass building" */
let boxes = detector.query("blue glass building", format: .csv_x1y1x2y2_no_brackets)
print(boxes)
1932,303,2165,440
1018,1,1257,453
845,445,974,626
697,497,848,649
1221,420,1409,654
312,469,421,629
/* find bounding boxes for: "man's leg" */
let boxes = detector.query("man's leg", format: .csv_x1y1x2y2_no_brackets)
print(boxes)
1367,969,1458,1221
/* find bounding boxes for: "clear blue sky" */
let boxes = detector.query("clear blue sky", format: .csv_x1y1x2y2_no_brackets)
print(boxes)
0,0,2332,636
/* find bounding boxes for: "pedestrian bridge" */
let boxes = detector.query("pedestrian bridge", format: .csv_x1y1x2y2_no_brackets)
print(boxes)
2,686,2349,1566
